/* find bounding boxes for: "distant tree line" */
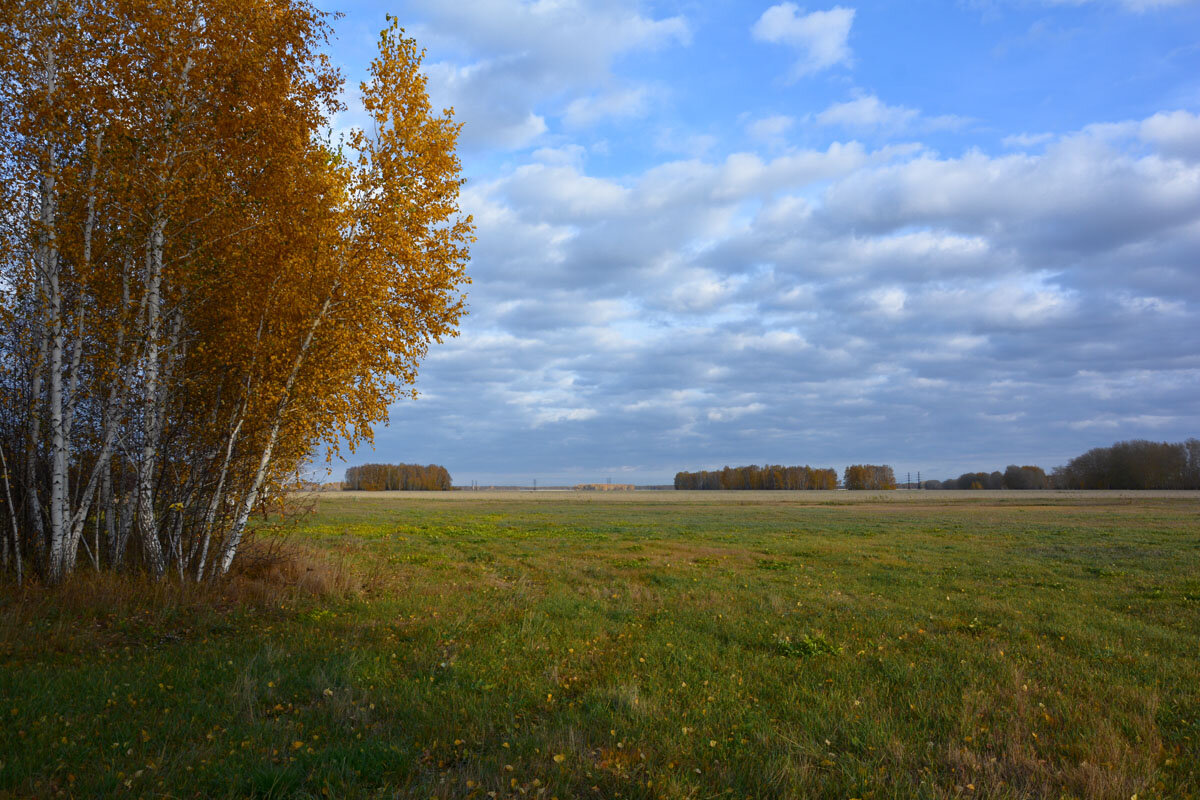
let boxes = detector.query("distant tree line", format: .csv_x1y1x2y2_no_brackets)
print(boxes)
674,465,838,490
843,465,897,490
926,465,1049,490
344,464,452,491
923,439,1200,490
1050,439,1200,489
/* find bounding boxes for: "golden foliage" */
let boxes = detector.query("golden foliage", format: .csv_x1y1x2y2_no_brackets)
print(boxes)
0,2,470,581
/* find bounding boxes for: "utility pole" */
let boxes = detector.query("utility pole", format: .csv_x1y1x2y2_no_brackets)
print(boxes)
533,478,537,491
917,471,921,490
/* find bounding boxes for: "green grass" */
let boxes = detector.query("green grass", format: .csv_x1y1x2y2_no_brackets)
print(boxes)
2,492,1199,799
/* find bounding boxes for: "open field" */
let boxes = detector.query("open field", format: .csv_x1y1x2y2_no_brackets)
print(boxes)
2,492,1198,798
330,489,1200,502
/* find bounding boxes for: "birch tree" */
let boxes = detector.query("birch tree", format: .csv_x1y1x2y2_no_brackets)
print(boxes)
0,2,470,583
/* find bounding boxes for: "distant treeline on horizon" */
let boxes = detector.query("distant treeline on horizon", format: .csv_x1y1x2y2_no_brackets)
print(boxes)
344,463,452,491
674,465,838,490
671,439,1199,492
931,439,1200,490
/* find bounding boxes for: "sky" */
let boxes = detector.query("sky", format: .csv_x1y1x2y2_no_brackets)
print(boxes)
316,0,1200,486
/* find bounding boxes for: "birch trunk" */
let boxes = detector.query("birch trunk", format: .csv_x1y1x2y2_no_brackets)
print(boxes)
136,212,168,577
216,292,335,576
0,445,22,585
60,131,103,575
38,31,68,581
195,404,245,580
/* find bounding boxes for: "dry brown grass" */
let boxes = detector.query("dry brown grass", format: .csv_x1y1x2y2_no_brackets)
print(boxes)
228,538,364,603
0,538,362,624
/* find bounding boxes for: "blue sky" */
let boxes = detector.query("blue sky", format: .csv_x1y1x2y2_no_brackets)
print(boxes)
317,0,1200,486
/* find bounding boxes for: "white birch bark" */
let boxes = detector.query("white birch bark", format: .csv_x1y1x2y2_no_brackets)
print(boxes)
136,43,196,578
0,445,22,585
136,210,168,577
195,403,245,580
35,30,69,582
59,131,103,574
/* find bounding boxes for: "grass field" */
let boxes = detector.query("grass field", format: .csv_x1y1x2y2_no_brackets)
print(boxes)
2,491,1198,799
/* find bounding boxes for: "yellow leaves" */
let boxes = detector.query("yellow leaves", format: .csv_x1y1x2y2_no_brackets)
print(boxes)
553,753,566,763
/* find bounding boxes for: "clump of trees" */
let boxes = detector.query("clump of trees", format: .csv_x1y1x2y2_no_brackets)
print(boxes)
1004,465,1051,489
1050,439,1200,489
344,464,451,492
842,465,897,490
0,3,470,584
932,466,1049,490
674,465,837,490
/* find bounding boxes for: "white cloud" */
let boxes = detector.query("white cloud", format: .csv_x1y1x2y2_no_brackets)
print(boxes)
707,402,767,422
751,4,856,80
501,163,630,220
655,128,719,157
423,59,550,149
816,94,971,133
392,109,1200,481
1067,414,1177,430
1138,110,1200,161
531,144,588,167
1002,132,1055,148
746,114,796,143
410,0,689,73
564,86,652,128
865,286,908,318
411,0,689,149
531,407,599,426
817,94,917,129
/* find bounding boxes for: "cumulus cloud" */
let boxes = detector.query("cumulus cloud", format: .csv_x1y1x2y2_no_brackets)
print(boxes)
410,0,689,148
342,6,1200,481
751,4,856,79
376,107,1200,483
1138,110,1200,161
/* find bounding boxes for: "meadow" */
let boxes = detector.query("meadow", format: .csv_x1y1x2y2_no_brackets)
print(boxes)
2,491,1198,799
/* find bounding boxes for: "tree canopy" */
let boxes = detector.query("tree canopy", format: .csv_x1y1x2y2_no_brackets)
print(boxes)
345,464,452,492
674,465,837,490
843,465,897,491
